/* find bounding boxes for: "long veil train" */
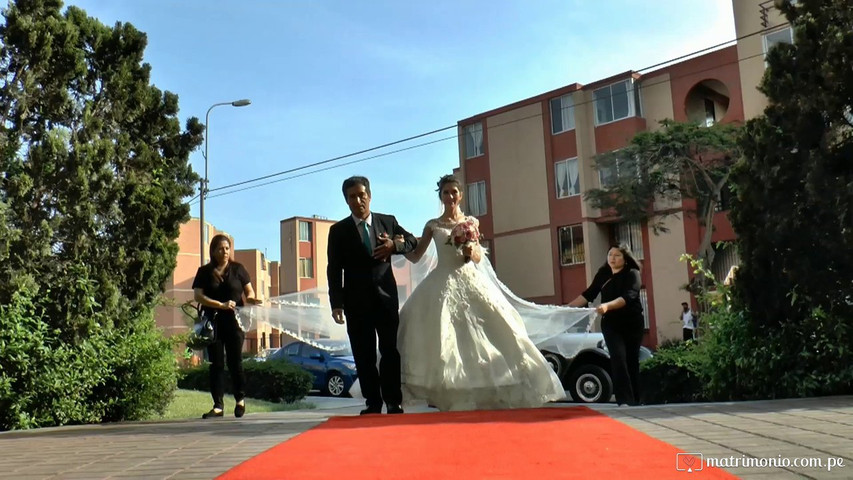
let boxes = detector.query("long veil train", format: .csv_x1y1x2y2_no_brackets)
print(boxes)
235,242,595,396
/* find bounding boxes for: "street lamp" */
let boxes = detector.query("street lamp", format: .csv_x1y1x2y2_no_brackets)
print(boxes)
199,99,251,265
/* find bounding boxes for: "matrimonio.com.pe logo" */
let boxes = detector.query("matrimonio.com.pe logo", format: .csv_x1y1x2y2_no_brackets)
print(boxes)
676,453,704,473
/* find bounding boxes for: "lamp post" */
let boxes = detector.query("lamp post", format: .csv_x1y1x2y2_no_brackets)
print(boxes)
199,99,251,265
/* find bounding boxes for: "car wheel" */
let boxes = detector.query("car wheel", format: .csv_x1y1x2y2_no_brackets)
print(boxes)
325,373,346,397
568,364,612,403
542,351,566,379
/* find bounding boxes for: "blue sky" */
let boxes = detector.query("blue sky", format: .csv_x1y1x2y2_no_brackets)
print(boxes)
64,0,735,262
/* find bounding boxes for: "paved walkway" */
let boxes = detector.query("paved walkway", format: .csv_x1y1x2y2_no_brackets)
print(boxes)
1,395,850,479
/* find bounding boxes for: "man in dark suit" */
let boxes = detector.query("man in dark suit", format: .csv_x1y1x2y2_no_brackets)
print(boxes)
327,176,418,415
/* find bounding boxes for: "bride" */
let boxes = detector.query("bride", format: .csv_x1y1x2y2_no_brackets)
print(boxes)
397,174,571,411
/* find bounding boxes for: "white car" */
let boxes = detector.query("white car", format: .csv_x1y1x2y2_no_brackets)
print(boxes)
537,327,653,403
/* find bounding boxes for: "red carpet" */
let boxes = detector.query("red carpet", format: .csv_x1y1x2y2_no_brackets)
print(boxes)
218,407,738,479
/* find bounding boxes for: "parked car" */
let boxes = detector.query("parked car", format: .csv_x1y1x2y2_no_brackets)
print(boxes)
252,347,279,362
267,339,357,397
537,326,653,403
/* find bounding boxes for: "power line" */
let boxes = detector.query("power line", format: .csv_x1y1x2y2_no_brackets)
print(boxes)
199,50,770,204
201,135,456,201
201,24,783,202
206,124,455,194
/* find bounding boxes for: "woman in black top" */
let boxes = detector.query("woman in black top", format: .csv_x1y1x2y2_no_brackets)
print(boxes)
569,244,644,406
192,234,262,418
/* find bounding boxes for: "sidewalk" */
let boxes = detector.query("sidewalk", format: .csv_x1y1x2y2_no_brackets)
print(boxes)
1,395,850,479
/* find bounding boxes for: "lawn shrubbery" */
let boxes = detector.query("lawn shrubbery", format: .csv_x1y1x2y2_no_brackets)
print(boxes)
640,339,707,405
179,359,313,404
642,256,853,405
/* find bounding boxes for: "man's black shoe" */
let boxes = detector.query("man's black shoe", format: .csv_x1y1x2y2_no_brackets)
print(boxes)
234,403,245,418
386,405,404,414
202,408,224,419
360,406,382,415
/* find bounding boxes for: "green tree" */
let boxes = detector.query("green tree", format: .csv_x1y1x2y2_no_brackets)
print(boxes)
730,0,853,329
0,0,203,429
585,120,741,290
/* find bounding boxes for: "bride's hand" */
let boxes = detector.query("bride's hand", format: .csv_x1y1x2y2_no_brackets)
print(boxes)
461,243,480,263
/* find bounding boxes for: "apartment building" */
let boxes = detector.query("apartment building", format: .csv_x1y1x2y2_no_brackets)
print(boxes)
233,249,278,352
453,0,792,345
279,215,336,294
454,48,753,346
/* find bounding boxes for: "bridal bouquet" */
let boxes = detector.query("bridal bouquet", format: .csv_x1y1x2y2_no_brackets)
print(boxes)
446,218,480,263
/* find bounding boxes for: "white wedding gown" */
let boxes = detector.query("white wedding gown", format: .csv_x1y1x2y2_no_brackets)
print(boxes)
398,218,566,411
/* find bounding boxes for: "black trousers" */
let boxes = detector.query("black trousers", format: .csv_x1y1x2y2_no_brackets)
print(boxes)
207,312,246,409
601,315,644,406
683,328,694,342
345,296,402,408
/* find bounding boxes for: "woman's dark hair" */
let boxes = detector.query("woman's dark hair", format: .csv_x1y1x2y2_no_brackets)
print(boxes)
208,234,233,285
208,234,232,265
342,176,371,198
436,174,462,198
602,243,641,272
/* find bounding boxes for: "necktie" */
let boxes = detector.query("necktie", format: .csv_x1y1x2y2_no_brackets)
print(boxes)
360,220,372,253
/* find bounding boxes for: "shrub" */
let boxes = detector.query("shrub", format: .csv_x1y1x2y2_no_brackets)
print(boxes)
178,358,312,404
701,305,853,401
0,286,178,430
641,340,707,404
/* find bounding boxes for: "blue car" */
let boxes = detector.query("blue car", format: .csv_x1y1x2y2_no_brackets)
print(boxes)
268,339,357,397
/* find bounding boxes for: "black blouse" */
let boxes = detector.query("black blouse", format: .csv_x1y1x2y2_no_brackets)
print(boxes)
581,266,644,321
192,262,251,316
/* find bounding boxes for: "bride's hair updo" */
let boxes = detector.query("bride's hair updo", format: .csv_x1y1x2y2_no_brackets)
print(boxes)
435,174,462,198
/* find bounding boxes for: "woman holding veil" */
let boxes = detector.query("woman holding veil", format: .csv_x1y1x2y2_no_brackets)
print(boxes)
396,174,592,411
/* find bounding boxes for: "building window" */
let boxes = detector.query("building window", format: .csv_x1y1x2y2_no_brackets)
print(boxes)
762,27,793,57
639,288,650,329
298,257,314,278
614,221,644,260
298,221,312,242
466,181,487,216
704,99,716,127
598,152,639,188
711,242,740,284
593,79,640,125
550,94,575,134
463,122,484,159
555,158,580,198
558,225,585,266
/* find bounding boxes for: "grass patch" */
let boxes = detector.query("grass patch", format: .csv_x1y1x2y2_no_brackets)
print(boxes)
147,389,315,420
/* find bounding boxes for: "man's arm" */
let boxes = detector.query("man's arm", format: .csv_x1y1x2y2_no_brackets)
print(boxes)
390,216,417,254
327,224,344,311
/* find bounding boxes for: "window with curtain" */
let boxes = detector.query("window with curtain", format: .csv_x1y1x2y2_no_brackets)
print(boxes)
298,221,312,242
593,79,640,125
614,221,644,260
555,158,580,198
550,94,575,134
558,225,585,266
298,257,313,278
464,122,484,159
466,181,487,216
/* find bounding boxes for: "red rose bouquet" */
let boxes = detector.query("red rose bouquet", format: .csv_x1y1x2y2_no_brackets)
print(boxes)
446,218,480,263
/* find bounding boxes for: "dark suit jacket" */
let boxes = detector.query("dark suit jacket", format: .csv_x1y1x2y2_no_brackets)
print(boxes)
327,212,417,314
